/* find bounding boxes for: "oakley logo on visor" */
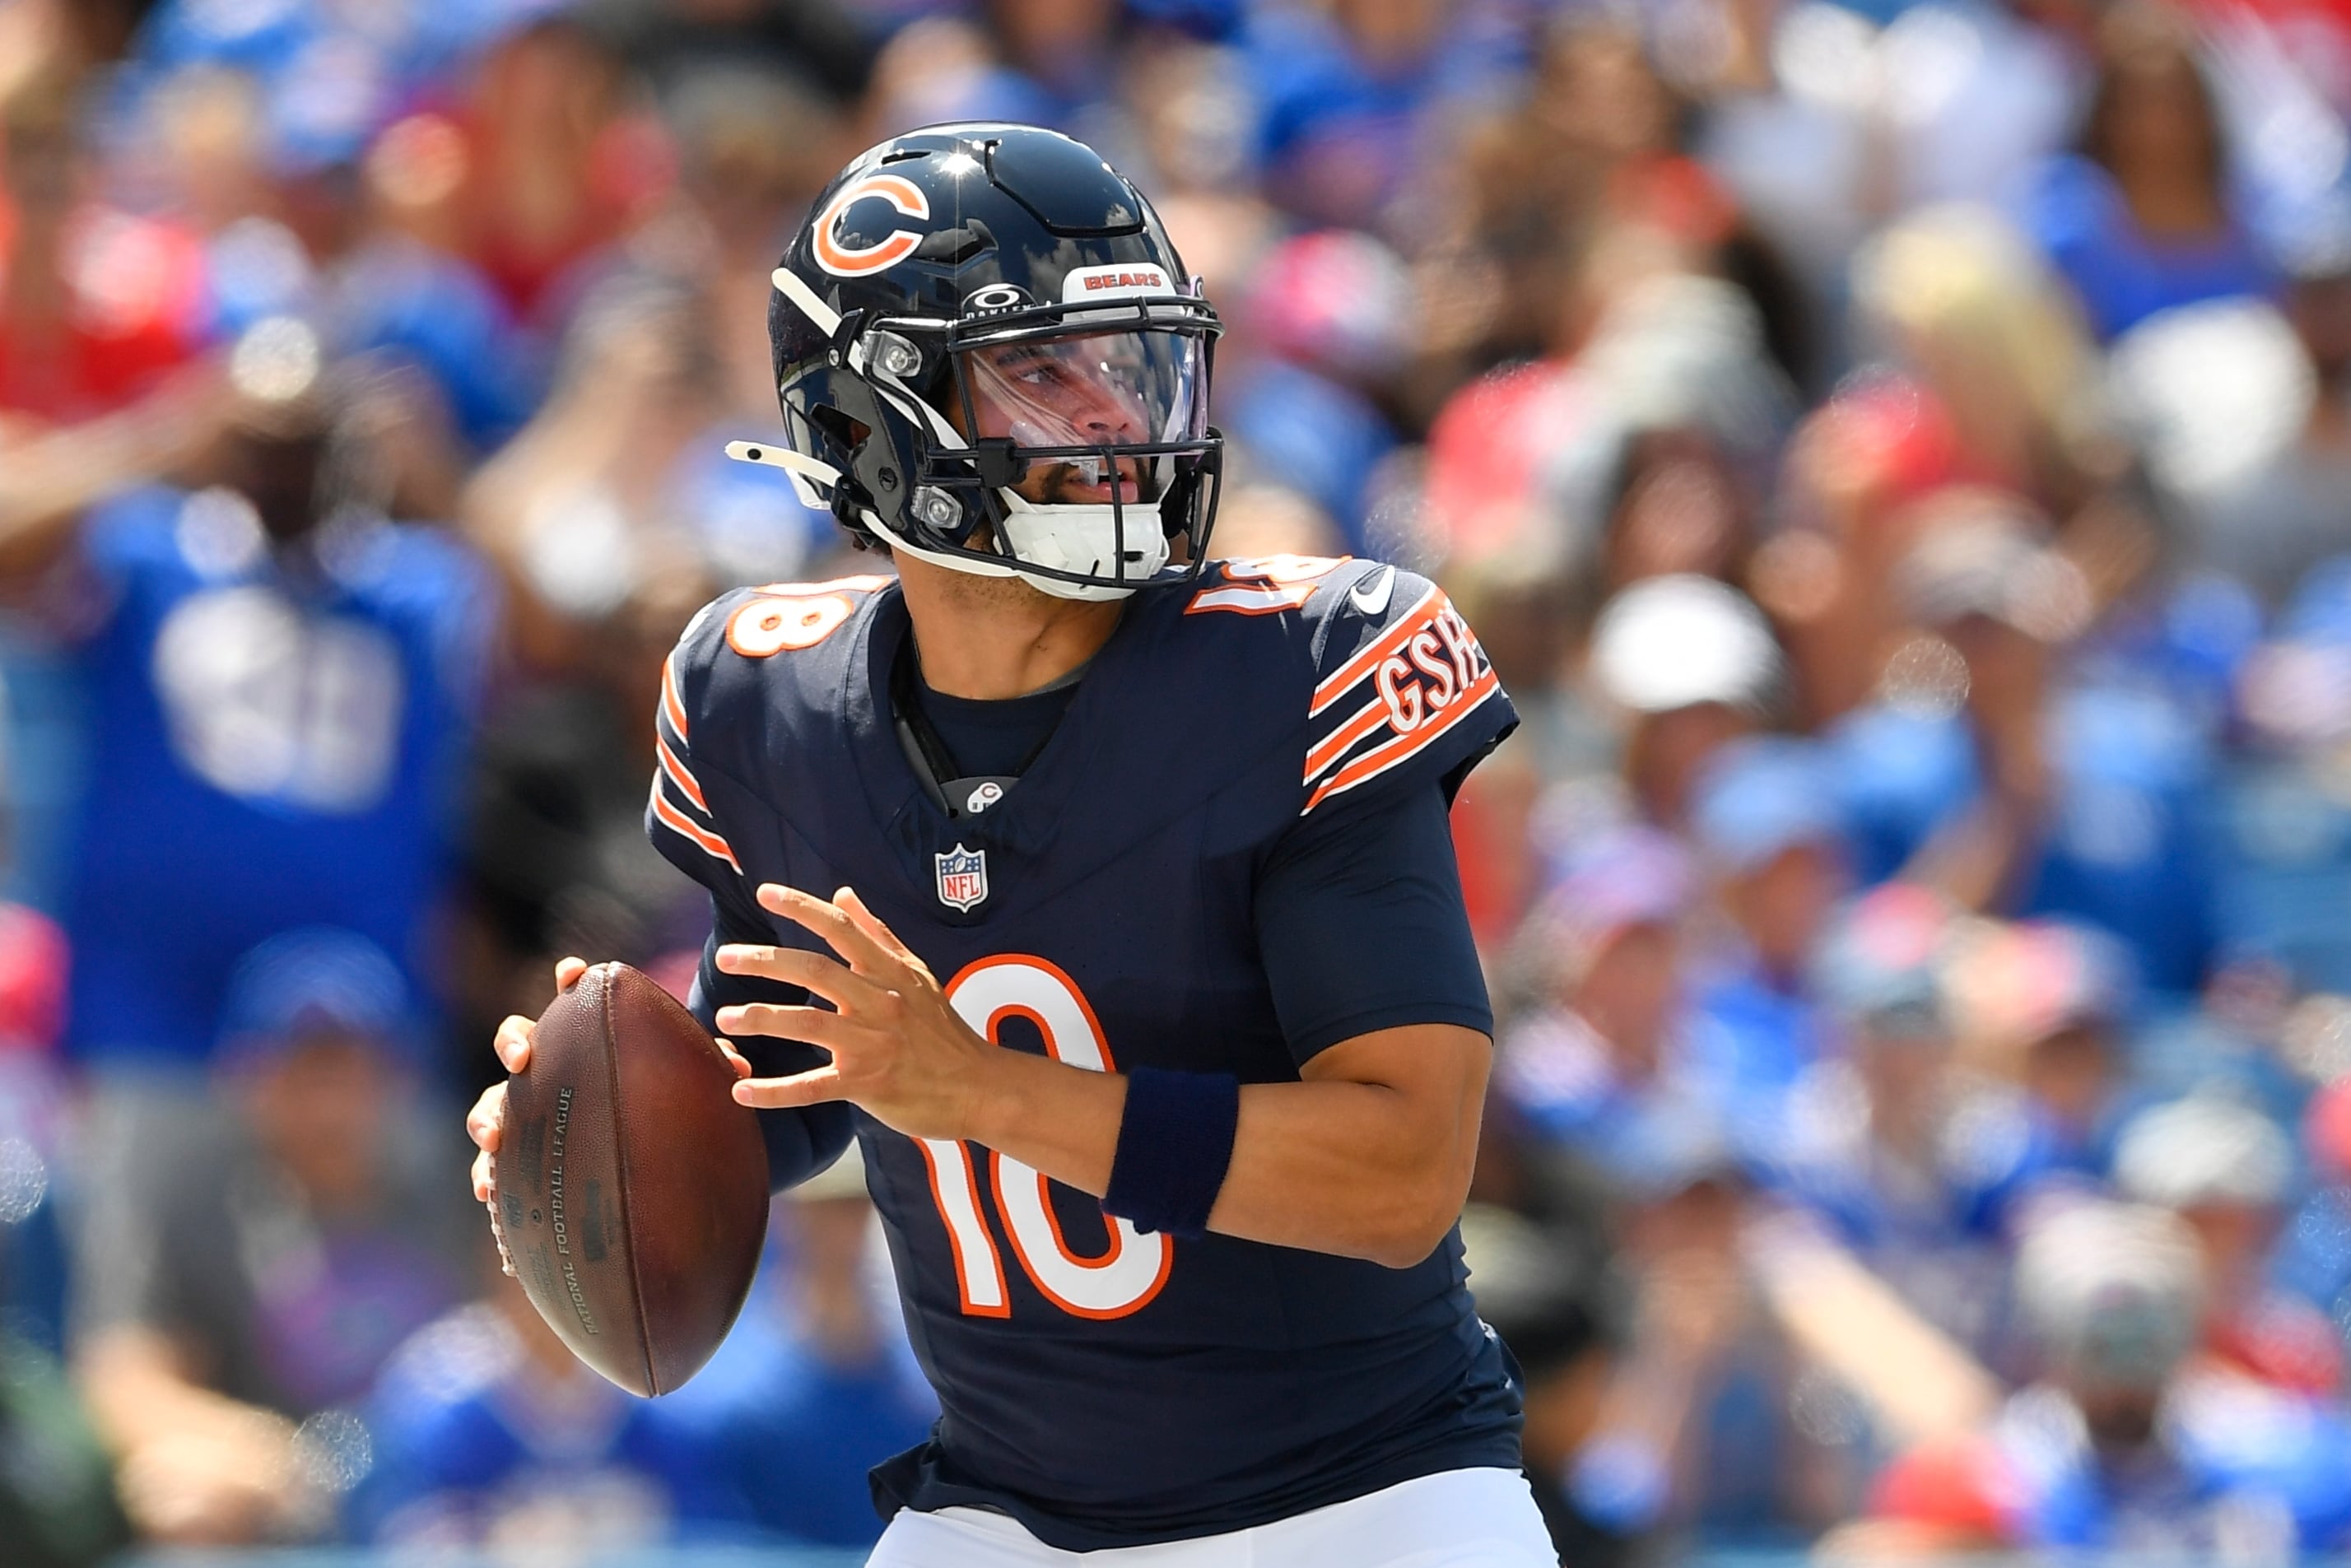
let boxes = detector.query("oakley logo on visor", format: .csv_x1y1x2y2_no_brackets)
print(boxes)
813,175,931,277
1062,264,1171,303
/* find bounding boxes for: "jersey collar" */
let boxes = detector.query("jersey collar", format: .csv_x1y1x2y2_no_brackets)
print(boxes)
842,585,1129,923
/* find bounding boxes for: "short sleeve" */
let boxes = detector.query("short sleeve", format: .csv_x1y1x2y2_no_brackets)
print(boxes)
682,887,856,1196
1299,564,1516,821
645,629,753,898
643,600,854,1193
1255,781,1494,1066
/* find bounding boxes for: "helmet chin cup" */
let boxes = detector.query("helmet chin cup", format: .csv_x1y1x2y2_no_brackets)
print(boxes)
994,492,1166,600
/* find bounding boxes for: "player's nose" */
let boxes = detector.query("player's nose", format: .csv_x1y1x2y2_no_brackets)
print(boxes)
1073,383,1143,443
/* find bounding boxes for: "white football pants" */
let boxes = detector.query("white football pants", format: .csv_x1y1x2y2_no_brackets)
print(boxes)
865,1467,1559,1567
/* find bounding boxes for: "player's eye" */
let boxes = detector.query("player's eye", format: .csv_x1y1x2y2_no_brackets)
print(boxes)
1012,357,1068,389
990,344,1080,388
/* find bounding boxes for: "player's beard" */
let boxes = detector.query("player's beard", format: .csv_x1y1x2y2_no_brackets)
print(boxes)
939,520,1086,612
934,558,1062,612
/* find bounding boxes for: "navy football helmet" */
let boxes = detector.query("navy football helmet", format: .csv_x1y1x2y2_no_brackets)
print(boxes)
730,123,1224,600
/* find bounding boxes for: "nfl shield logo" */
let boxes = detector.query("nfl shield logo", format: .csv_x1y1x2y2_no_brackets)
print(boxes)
935,844,988,911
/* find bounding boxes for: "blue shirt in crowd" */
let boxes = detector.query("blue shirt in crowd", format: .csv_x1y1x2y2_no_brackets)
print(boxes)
1827,684,2218,994
654,1280,938,1547
347,1305,752,1545
2019,156,2277,342
1687,950,1833,1120
60,489,491,1068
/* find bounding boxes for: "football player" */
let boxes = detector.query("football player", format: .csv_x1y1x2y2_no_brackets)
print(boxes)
468,124,1553,1566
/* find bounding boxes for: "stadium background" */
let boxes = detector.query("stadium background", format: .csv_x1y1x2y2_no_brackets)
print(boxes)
9,0,2351,1561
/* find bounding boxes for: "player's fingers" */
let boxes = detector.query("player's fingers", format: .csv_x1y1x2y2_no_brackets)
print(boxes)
731,1065,848,1109
714,943,883,1012
493,1015,533,1074
466,1082,507,1152
554,956,588,992
471,1147,495,1203
716,1040,755,1079
713,1002,858,1052
836,886,931,978
759,882,898,977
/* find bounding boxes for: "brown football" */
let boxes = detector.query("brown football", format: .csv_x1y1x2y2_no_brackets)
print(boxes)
496,961,769,1396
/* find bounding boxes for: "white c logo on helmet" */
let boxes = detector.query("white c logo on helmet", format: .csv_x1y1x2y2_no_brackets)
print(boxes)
812,174,932,277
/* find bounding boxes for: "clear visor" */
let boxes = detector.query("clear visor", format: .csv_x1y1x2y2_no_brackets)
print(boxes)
959,330,1207,458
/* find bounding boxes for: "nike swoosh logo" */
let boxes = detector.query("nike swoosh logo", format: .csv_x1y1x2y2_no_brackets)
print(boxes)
1348,565,1396,618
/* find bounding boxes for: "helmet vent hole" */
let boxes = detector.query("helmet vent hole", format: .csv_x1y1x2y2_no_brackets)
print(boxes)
913,220,994,266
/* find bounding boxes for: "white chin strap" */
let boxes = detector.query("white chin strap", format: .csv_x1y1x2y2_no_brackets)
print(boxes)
993,492,1169,601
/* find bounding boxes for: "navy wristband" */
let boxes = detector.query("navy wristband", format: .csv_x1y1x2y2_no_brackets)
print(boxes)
1101,1068,1240,1240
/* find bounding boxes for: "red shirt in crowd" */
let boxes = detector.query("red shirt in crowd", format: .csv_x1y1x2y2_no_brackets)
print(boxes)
0,200,206,423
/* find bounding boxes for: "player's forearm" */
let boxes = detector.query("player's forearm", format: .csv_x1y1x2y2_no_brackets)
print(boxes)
1211,1075,1483,1266
969,1048,1483,1269
964,1047,1124,1193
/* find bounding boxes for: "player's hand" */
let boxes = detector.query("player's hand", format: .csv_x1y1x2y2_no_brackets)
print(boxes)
467,957,754,1203
715,883,993,1143
468,957,589,1271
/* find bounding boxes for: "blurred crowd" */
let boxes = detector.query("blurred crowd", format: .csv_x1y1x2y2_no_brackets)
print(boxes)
7,0,2351,1561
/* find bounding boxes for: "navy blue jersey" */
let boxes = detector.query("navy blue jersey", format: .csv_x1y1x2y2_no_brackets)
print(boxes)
644,556,1520,1549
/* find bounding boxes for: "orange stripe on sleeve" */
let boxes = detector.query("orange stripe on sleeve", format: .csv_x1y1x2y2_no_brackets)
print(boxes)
661,654,691,742
1303,696,1390,783
655,733,708,812
1302,667,1502,815
649,779,740,872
